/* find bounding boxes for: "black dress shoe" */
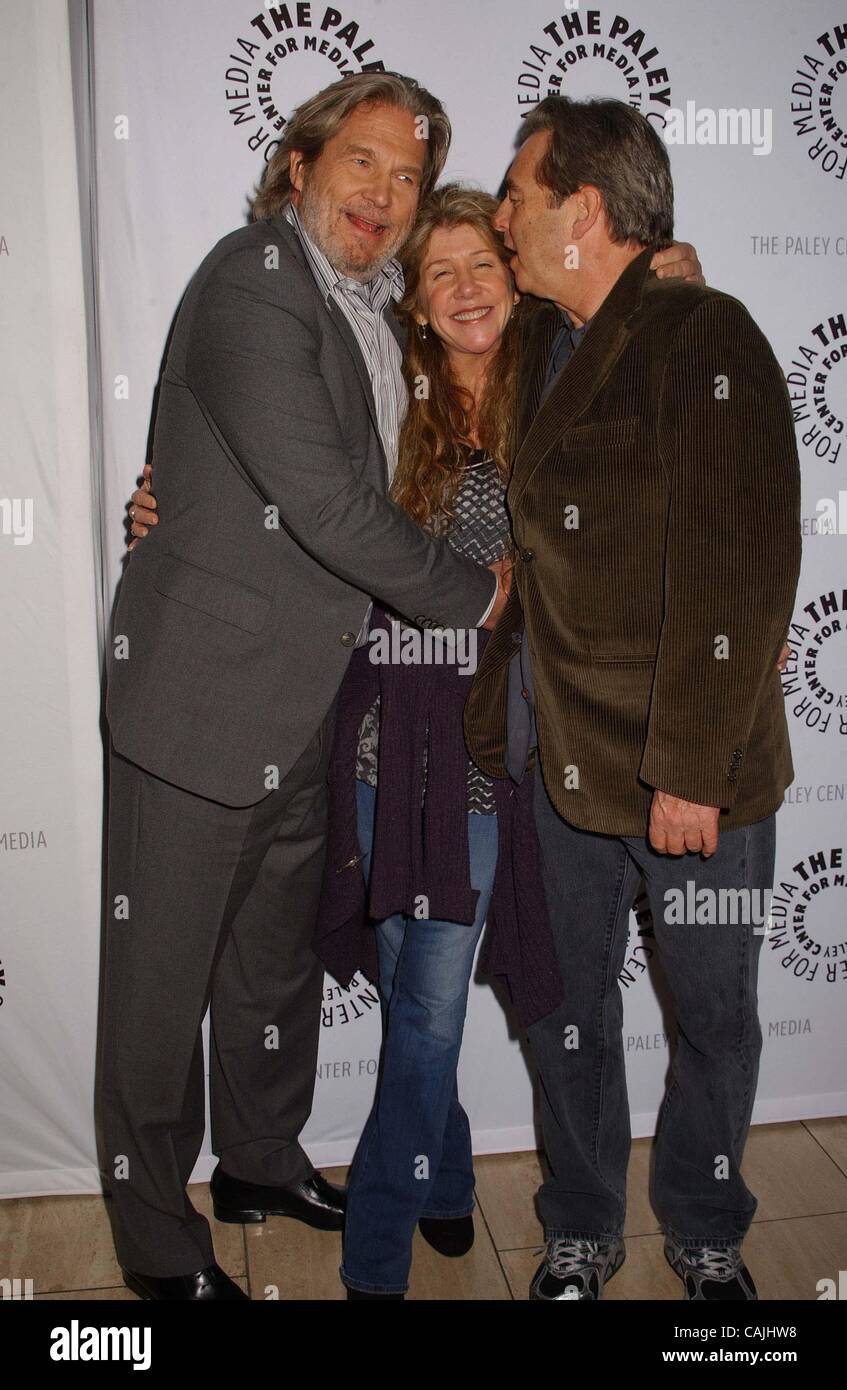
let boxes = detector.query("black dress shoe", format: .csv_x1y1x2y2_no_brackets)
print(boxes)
346,1288,405,1300
418,1214,474,1257
210,1162,346,1230
122,1263,248,1301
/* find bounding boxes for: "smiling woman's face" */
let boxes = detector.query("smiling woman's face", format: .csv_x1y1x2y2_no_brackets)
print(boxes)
415,222,518,361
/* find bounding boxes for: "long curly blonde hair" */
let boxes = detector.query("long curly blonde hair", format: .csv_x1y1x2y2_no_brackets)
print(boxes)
390,184,528,531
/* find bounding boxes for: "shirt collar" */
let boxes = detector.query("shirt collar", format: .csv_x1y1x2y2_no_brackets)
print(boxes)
560,308,593,339
285,201,404,308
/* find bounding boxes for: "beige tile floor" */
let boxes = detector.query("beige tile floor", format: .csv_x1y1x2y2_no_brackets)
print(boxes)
2,1118,846,1300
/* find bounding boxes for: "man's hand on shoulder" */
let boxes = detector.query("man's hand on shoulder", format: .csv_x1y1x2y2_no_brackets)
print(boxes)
650,242,704,286
649,790,720,857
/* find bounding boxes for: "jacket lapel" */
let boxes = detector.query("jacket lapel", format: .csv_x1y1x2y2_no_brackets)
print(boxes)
269,214,394,486
517,303,563,451
508,248,654,516
323,303,387,472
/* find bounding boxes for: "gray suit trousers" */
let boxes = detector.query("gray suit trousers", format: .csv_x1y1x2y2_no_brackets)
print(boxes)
98,710,334,1276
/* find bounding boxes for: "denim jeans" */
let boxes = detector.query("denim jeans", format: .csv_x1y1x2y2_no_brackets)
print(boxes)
340,778,498,1295
529,769,773,1250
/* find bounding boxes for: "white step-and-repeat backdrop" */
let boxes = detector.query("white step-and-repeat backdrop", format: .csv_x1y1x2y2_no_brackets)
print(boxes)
1,0,845,1195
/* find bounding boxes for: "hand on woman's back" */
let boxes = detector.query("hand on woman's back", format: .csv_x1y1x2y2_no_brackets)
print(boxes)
127,463,157,550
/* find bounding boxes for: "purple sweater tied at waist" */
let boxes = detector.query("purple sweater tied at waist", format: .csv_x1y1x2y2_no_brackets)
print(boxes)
312,607,563,1030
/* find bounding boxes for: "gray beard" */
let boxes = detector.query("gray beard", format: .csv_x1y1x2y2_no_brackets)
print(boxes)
297,185,400,283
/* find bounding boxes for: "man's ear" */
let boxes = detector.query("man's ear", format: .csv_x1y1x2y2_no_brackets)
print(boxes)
289,150,306,195
571,184,603,241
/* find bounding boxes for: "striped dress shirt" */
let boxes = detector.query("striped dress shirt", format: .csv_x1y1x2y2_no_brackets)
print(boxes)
284,201,406,481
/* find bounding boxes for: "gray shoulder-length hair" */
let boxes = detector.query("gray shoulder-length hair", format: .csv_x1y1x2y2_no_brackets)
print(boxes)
252,71,451,220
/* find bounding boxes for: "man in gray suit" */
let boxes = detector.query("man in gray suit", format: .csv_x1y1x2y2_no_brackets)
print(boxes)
101,72,506,1300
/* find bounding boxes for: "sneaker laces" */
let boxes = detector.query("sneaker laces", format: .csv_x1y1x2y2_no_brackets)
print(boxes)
547,1238,604,1277
684,1246,743,1281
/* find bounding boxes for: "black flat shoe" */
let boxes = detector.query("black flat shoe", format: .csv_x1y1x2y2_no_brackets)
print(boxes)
210,1162,346,1230
346,1288,405,1300
418,1214,474,1257
122,1262,248,1300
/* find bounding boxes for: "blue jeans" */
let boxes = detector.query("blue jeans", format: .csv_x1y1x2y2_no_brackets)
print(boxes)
529,768,773,1249
340,779,498,1295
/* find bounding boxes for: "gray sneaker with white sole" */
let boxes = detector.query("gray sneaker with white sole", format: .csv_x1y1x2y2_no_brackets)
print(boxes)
664,1238,758,1300
530,1237,626,1300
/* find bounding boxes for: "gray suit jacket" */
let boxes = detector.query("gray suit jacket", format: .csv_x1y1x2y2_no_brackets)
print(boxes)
106,215,495,806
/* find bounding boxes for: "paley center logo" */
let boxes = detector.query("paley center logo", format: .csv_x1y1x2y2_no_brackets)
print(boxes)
781,587,846,739
322,971,378,1028
619,889,655,992
785,310,846,469
224,4,388,163
789,19,847,183
767,846,847,986
516,6,672,127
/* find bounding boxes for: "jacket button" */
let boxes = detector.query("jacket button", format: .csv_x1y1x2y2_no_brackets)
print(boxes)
341,631,356,645
521,548,534,562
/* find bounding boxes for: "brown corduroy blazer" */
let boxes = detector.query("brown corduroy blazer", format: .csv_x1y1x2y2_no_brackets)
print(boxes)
464,248,802,837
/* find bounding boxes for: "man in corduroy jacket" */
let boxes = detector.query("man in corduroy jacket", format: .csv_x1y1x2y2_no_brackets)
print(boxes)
464,97,801,1303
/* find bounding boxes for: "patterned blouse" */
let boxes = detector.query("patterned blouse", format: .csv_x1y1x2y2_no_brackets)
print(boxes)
355,448,511,815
